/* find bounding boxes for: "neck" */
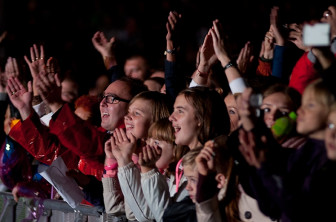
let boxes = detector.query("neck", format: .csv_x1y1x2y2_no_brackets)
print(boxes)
309,129,325,140
189,140,202,150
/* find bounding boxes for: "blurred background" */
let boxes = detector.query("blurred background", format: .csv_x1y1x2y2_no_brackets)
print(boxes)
0,0,332,94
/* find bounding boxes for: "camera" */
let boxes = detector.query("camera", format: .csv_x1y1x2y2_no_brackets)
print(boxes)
303,23,330,46
249,93,263,117
249,93,263,108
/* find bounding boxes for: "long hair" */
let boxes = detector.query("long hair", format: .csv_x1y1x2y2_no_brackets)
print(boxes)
178,86,231,145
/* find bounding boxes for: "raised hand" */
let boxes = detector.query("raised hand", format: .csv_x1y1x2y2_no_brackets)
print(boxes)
165,11,182,62
238,129,266,169
199,30,218,72
269,6,285,46
5,57,20,79
195,140,217,176
166,11,182,43
110,128,137,167
24,44,46,95
139,144,162,173
92,31,116,58
6,77,32,120
237,41,255,75
288,23,309,51
35,70,63,113
209,19,230,67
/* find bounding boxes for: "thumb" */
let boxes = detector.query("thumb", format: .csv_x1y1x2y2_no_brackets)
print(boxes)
27,81,32,92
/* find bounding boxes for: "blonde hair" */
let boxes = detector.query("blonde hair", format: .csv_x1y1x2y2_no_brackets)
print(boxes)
304,78,335,107
182,146,202,168
148,117,174,143
129,91,171,123
149,117,190,175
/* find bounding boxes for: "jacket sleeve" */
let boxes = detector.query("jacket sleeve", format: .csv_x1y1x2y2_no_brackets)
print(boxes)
49,103,105,169
118,162,155,222
8,110,75,167
141,168,171,222
195,196,221,222
102,177,125,215
289,51,319,94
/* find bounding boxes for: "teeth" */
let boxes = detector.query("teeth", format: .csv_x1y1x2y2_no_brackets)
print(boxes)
102,112,109,117
173,126,180,132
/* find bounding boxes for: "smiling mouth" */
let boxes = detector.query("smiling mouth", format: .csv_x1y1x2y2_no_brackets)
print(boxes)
102,112,110,118
173,126,181,134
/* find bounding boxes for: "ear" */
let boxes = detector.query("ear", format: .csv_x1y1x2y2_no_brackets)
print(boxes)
215,173,226,189
215,87,224,96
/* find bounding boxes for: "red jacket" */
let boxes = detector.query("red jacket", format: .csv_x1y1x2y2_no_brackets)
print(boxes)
9,104,108,180
289,51,319,94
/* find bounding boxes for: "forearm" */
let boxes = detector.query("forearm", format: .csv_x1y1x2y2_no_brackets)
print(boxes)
118,162,154,221
141,168,171,221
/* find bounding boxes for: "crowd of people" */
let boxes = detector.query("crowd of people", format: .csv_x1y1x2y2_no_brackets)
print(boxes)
1,2,336,222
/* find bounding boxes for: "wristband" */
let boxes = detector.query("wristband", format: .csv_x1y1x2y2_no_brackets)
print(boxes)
104,163,118,171
164,48,176,55
223,61,234,71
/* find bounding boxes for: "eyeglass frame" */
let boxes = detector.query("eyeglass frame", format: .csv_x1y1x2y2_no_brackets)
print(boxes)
100,94,131,104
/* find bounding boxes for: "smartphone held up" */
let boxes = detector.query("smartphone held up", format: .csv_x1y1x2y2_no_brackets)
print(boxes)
303,23,330,47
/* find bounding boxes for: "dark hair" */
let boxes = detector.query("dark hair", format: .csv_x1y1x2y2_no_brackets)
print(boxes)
178,86,231,145
118,76,148,98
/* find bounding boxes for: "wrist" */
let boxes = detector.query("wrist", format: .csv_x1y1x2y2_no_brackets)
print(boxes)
20,107,33,121
140,166,154,173
117,158,132,167
223,61,235,71
49,102,63,113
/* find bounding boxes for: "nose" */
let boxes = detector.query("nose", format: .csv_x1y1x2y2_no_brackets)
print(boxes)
100,97,107,107
124,113,132,121
169,113,175,122
297,106,303,117
186,181,192,191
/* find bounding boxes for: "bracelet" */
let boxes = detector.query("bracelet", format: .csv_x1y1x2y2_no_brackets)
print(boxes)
104,163,118,171
223,61,234,71
164,48,176,55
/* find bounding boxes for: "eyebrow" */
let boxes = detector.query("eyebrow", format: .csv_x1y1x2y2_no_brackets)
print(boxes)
175,105,186,110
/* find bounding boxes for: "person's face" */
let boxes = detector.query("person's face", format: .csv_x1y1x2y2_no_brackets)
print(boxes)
124,57,147,81
224,94,239,132
124,98,153,139
169,94,201,149
61,80,79,104
325,110,336,160
100,80,131,131
146,138,174,170
184,165,198,203
297,90,328,139
260,92,292,128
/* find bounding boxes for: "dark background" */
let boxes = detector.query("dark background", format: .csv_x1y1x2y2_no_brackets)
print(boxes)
0,0,333,94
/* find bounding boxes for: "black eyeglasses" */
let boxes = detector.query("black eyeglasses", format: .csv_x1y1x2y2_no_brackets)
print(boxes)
100,94,130,104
